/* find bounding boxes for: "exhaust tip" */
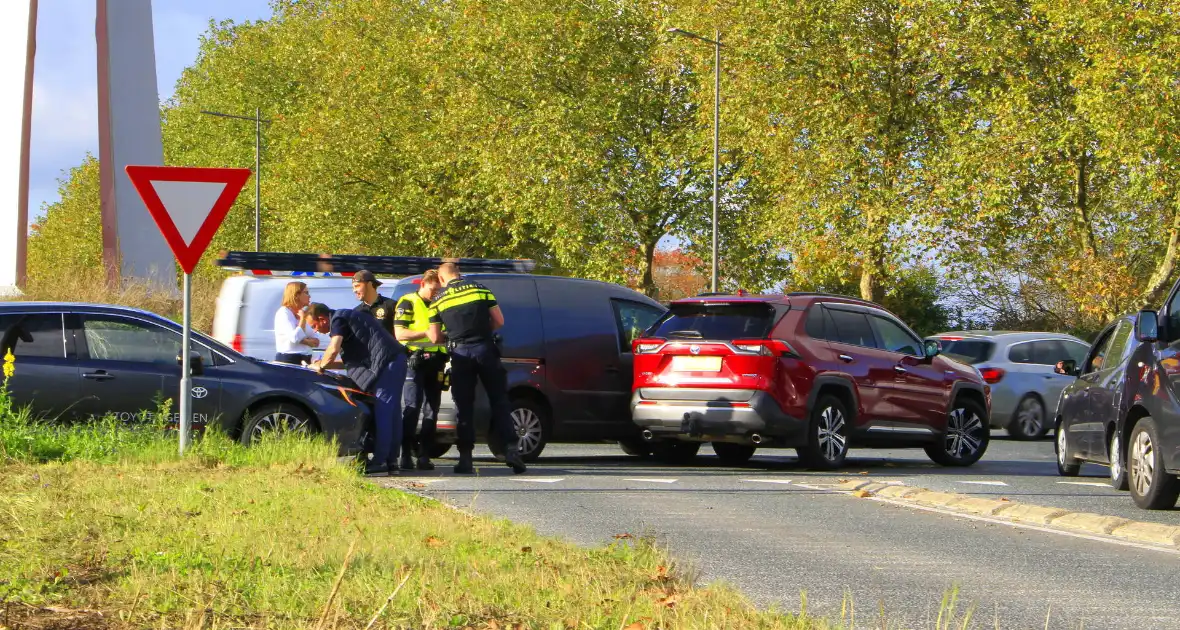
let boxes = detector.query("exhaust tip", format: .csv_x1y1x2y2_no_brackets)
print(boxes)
641,430,654,441
750,433,763,445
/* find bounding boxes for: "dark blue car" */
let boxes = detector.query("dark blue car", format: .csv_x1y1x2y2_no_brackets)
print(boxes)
0,302,370,453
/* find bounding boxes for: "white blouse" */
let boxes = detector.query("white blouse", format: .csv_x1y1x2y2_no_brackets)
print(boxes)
274,307,314,355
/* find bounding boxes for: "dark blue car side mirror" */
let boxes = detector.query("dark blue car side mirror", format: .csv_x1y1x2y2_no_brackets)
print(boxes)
1137,310,1160,343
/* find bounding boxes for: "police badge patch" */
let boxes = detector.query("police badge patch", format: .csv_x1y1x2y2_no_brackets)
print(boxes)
375,307,386,319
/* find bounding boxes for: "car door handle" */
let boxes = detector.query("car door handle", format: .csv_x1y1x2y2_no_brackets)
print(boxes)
82,371,115,381
838,355,854,363
894,365,908,374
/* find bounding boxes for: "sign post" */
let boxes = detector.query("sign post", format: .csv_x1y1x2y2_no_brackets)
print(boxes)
125,165,251,454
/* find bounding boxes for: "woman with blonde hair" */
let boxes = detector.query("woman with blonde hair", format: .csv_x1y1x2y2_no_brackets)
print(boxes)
273,281,319,364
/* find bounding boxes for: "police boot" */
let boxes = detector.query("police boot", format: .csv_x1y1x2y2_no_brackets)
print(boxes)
453,450,475,475
399,446,416,471
416,455,435,471
504,445,527,475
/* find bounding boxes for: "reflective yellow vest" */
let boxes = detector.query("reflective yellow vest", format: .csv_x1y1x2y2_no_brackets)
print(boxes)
395,292,445,352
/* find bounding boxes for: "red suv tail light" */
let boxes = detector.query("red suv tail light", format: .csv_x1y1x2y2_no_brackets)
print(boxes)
978,367,1005,384
231,334,244,353
632,337,666,354
733,339,798,357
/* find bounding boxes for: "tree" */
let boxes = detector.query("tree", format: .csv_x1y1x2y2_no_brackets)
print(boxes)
26,156,104,284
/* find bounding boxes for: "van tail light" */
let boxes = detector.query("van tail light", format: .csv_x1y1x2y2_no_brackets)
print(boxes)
231,334,244,353
978,367,1005,384
733,339,798,357
632,338,666,354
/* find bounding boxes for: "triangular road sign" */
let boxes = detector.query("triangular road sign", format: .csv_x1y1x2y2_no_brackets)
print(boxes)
124,165,252,274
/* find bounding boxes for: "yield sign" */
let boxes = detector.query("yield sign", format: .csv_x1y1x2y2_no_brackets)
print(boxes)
124,165,252,273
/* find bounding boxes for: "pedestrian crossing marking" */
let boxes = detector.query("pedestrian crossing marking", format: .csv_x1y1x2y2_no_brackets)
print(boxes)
957,481,1009,486
511,477,566,483
623,478,678,484
1057,481,1112,488
741,479,793,485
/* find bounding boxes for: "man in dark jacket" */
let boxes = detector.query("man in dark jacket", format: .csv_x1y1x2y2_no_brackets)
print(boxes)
307,302,407,475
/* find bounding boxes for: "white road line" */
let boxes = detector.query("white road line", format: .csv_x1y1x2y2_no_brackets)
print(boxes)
1057,481,1113,488
792,481,1180,556
957,480,1009,486
741,479,793,485
623,478,678,484
511,477,566,483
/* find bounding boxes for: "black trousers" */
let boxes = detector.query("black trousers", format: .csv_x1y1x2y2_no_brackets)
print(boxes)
449,341,515,453
401,357,443,458
274,352,311,365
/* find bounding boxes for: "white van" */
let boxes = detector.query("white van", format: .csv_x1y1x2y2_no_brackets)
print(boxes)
212,274,408,361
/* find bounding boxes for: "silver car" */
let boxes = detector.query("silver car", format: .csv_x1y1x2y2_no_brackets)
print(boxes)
926,331,1090,440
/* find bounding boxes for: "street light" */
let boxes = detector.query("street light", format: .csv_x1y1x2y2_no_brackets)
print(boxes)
668,27,722,293
199,108,272,251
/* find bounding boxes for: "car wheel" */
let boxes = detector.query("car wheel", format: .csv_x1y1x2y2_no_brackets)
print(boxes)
489,398,551,462
426,442,453,459
240,403,316,446
712,442,756,465
1128,417,1180,510
926,398,989,467
1008,395,1047,440
618,438,652,458
797,395,850,470
1109,430,1128,491
653,441,701,465
1055,419,1082,477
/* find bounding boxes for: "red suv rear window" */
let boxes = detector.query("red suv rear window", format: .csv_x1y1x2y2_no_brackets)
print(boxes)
651,302,777,340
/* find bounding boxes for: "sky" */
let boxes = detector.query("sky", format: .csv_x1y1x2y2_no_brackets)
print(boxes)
29,0,275,218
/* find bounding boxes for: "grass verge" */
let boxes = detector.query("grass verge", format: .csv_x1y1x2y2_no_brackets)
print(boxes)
0,427,829,630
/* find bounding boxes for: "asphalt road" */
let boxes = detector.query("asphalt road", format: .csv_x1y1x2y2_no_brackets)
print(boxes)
381,437,1180,629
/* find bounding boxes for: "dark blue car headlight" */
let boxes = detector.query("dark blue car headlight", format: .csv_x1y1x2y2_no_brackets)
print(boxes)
315,382,372,408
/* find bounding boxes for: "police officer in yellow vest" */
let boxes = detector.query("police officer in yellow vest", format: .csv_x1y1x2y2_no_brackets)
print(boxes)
392,269,447,470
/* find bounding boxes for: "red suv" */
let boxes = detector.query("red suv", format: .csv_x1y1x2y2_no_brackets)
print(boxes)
630,293,991,469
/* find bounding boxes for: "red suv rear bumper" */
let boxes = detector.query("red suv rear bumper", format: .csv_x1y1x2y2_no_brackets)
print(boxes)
631,388,805,445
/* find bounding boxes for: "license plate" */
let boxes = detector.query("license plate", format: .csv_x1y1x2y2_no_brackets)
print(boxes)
671,355,722,372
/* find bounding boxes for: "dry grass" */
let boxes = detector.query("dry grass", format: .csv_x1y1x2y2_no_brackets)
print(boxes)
3,272,227,334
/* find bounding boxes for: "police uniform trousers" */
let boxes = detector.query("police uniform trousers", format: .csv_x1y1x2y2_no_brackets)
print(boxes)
401,354,443,458
370,358,409,467
449,341,515,453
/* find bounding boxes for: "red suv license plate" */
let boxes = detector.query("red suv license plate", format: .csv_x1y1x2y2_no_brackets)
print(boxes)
671,356,722,372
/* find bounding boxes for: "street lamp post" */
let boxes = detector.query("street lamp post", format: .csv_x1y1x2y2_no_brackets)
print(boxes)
668,27,722,293
199,108,272,251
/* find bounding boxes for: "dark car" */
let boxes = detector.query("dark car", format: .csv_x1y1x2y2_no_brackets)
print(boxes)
0,302,371,453
389,273,667,460
1054,299,1180,509
630,293,992,469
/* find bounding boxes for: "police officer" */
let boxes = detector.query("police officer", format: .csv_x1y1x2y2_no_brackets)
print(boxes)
392,269,446,471
426,262,526,474
306,302,407,476
351,269,399,333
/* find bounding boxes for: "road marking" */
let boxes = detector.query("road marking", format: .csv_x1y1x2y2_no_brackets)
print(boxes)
1057,481,1112,488
623,478,678,484
793,481,1180,556
741,479,793,485
956,480,1009,486
511,477,565,483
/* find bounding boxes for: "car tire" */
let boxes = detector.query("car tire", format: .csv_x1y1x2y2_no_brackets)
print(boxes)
618,438,653,458
487,398,551,462
1127,417,1180,510
426,442,453,459
712,442,756,465
797,395,850,470
1008,395,1047,440
653,441,701,465
1109,429,1128,491
1055,419,1082,477
926,398,989,467
240,402,316,446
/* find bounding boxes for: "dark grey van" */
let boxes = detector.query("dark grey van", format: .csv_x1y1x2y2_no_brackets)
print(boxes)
390,274,666,461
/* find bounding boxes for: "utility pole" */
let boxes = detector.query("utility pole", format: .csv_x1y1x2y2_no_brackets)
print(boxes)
200,109,272,251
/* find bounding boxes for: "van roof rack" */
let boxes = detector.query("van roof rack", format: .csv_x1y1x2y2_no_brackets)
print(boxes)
215,251,536,277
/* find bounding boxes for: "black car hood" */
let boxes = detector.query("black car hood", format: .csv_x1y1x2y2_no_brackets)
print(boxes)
255,360,364,390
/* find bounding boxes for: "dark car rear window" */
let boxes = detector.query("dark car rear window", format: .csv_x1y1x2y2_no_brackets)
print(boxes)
937,339,995,364
652,302,776,340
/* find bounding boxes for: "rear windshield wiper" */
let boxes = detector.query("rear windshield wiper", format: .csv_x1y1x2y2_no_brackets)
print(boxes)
666,330,704,338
